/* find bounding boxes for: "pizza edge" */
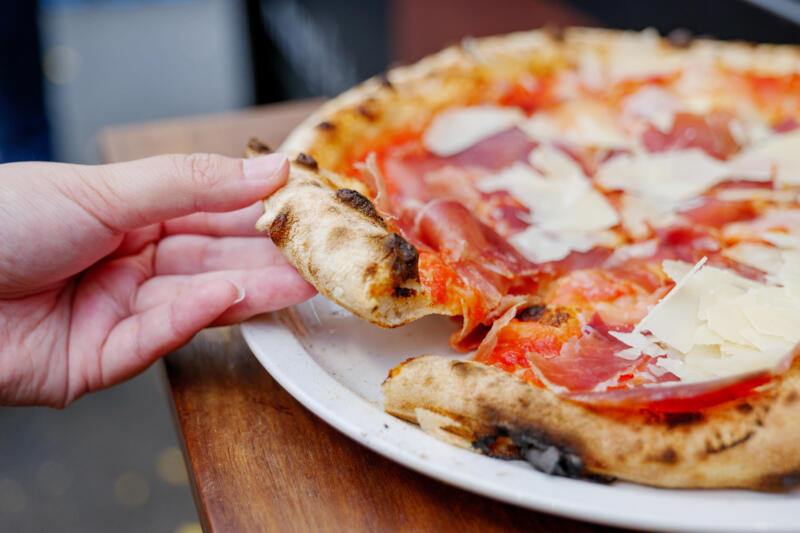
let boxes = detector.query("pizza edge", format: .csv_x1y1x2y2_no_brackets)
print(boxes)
247,141,447,327
383,354,800,491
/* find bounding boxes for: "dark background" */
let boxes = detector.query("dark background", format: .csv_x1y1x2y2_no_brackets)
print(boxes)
1,1,798,531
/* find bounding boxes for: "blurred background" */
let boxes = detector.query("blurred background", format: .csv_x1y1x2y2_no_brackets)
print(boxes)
1,0,798,531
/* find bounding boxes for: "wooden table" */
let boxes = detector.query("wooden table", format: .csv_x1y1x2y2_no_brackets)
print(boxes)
99,101,626,533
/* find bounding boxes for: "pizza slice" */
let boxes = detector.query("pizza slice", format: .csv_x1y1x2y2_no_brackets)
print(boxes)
252,28,800,490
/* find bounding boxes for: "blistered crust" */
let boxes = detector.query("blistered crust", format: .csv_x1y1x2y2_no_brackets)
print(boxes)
250,152,444,327
383,354,800,490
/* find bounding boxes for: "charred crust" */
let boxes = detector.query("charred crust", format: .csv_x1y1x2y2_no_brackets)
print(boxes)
384,233,419,285
667,28,693,48
758,471,800,492
364,263,378,279
335,188,386,227
377,72,394,90
357,104,377,121
657,448,678,464
316,121,336,131
295,152,318,170
543,25,565,41
269,212,291,246
518,305,571,327
517,305,545,322
326,226,350,251
663,412,704,428
393,286,416,298
736,402,753,414
450,360,487,377
706,431,754,455
471,408,585,479
247,138,272,154
510,429,585,478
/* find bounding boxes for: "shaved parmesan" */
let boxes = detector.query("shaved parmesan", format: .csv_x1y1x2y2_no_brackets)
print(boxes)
610,330,666,360
637,258,707,353
478,146,619,262
722,242,783,275
422,105,524,157
739,129,800,186
615,256,800,382
764,231,800,251
596,149,730,204
622,86,681,133
519,105,630,148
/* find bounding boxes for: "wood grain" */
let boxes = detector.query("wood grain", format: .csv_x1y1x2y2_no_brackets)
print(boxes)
100,99,626,532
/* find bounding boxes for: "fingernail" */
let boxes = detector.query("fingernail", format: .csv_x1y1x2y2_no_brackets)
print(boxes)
243,153,287,181
232,284,246,304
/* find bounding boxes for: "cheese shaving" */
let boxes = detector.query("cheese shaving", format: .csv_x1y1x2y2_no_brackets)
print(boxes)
478,146,619,263
422,105,524,156
614,256,800,382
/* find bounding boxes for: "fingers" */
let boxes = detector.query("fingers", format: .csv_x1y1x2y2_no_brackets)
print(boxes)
162,202,266,237
134,265,316,324
153,235,288,275
76,152,288,232
99,279,240,387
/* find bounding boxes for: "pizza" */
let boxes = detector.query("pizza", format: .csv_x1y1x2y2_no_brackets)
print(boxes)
250,28,800,490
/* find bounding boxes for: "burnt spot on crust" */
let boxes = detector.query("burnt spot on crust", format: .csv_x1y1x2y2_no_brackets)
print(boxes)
316,121,336,131
247,138,272,154
663,412,704,428
295,152,318,170
335,188,386,227
543,25,565,41
450,360,487,378
364,262,378,280
269,212,291,246
393,286,416,298
384,233,419,285
758,471,800,492
326,226,351,252
784,391,798,405
473,434,519,459
658,448,678,464
377,72,394,90
667,28,693,48
706,431,754,455
473,428,586,478
470,403,587,480
357,104,377,121
736,402,753,414
517,305,571,327
511,430,585,478
517,305,545,322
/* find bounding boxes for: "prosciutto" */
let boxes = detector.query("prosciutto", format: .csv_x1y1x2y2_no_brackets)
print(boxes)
642,112,740,160
415,199,534,279
564,370,772,412
523,317,658,392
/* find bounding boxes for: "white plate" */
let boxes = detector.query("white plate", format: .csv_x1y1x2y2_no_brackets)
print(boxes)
242,295,800,532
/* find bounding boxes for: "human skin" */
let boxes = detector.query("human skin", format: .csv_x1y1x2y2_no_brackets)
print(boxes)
0,152,316,407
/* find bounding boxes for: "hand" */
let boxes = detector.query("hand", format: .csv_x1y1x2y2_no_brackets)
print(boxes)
0,153,315,407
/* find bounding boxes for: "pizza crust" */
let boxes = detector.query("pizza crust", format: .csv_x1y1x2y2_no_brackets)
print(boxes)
383,354,800,490
249,139,447,327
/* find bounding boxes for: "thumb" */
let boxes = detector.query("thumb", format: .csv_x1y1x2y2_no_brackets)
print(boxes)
75,152,288,231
